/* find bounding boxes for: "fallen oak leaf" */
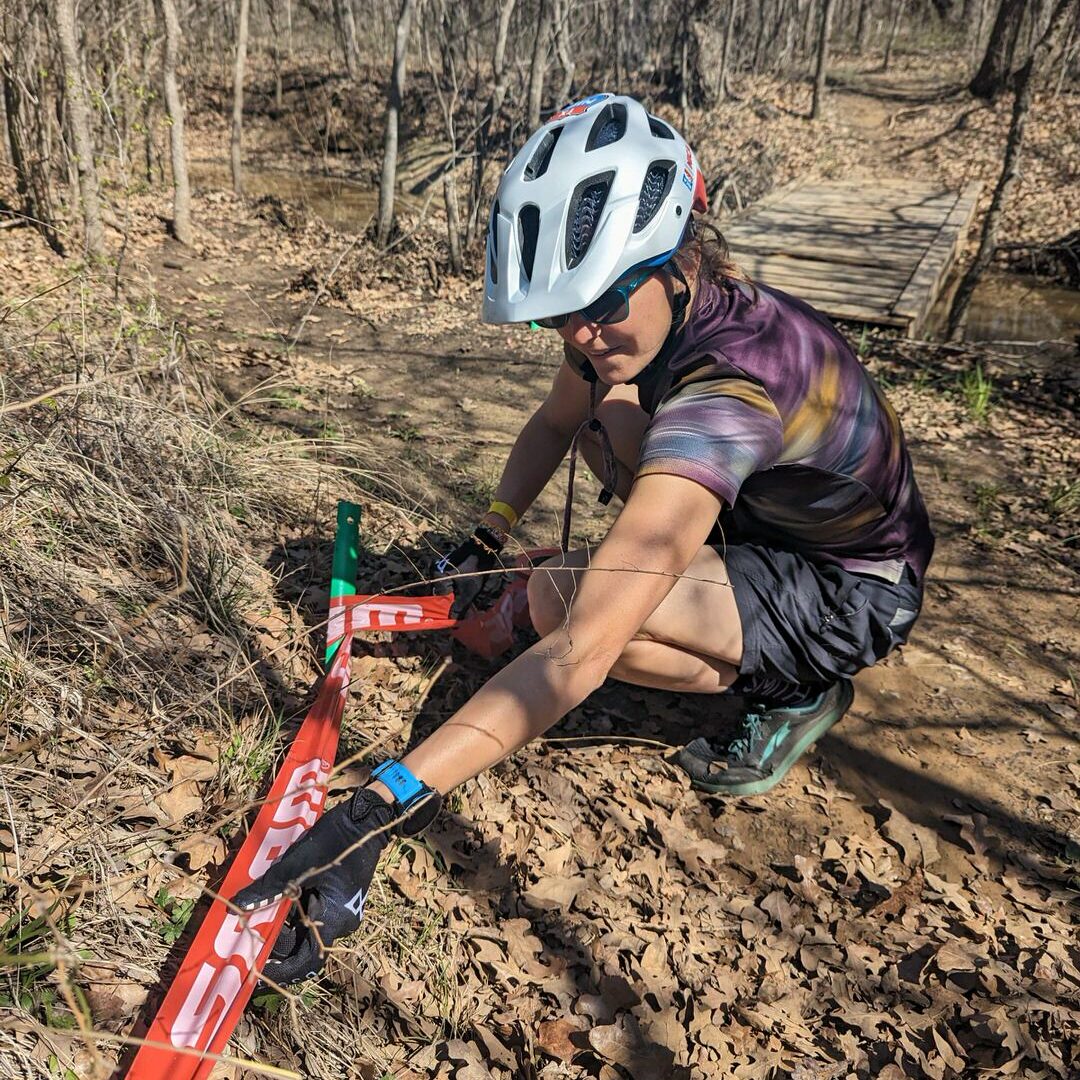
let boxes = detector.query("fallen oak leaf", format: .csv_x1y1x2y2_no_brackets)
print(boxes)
588,1015,676,1080
866,866,925,919
523,875,586,910
175,831,226,871
536,1016,587,1062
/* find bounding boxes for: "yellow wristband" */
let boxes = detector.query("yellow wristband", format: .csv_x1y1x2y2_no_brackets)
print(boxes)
487,500,519,528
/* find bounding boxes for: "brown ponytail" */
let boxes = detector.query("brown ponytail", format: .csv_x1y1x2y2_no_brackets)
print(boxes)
672,216,756,300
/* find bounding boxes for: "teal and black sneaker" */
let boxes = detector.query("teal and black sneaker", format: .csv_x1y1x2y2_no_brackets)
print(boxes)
674,680,854,796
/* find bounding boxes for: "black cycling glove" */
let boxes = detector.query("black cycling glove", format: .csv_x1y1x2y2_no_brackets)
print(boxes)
233,787,396,986
436,523,506,619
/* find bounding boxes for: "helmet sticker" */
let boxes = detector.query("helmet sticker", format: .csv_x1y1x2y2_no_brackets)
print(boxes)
681,144,694,191
548,93,610,124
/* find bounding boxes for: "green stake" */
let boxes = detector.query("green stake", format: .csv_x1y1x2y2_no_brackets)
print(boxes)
326,500,361,666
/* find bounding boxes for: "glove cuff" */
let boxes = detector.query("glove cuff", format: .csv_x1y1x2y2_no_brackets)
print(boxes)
472,523,507,554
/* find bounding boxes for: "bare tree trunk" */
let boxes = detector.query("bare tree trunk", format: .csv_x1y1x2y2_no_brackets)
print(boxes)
444,172,462,274
2,67,64,253
883,0,903,70
55,0,106,261
333,0,361,79
231,0,250,195
376,0,417,246
526,0,551,128
159,0,192,244
811,0,836,118
971,0,990,62
490,0,516,115
948,0,1078,338
970,0,1027,98
2,0,63,253
856,0,872,52
139,0,157,182
718,0,739,98
266,0,284,107
552,0,575,102
680,10,690,131
615,9,625,89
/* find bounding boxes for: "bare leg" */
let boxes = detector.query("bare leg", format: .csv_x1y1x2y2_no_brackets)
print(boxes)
527,546,742,695
540,382,739,693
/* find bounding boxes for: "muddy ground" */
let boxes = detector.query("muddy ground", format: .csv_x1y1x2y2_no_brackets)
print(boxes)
2,51,1078,1080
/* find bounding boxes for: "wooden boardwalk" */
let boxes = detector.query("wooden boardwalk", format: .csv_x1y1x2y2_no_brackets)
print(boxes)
722,179,982,337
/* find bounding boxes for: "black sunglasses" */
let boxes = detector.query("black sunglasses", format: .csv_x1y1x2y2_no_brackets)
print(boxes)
535,266,656,330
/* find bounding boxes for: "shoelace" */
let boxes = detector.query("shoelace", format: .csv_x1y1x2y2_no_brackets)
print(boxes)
724,711,765,761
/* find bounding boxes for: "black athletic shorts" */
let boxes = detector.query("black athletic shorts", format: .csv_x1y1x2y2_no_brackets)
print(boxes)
719,544,924,686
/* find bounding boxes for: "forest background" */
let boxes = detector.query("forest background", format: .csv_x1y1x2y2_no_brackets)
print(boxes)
1,0,1079,1077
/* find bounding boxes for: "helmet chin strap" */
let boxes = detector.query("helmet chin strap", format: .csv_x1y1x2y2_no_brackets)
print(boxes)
560,260,693,552
629,259,691,388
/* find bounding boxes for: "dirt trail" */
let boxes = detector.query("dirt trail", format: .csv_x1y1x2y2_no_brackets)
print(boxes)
131,76,1079,1077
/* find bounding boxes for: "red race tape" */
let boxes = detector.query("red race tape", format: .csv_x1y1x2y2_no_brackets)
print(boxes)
126,634,354,1079
329,549,559,660
128,549,556,1076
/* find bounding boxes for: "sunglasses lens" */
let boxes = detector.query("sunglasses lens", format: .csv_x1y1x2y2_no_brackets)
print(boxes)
581,288,629,325
535,314,569,329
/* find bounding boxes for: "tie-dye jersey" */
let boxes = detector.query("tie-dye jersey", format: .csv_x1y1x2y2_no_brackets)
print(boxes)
572,279,934,582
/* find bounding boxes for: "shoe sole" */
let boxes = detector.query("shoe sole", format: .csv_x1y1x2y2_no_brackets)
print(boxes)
689,680,855,796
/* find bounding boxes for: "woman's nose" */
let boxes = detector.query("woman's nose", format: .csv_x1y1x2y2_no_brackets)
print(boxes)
566,313,602,343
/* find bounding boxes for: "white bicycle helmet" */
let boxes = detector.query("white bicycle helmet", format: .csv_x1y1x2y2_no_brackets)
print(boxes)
482,93,709,325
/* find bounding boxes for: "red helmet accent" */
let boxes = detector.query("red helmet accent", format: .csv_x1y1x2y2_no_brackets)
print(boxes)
692,168,708,214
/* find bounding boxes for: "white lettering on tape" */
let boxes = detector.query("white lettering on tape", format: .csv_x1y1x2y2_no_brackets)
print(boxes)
248,758,329,880
170,904,278,1049
349,601,424,630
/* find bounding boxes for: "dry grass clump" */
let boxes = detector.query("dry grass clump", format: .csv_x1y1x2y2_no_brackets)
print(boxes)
0,288,448,1078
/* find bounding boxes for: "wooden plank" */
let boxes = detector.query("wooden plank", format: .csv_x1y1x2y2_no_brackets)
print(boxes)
777,191,954,218
737,259,907,301
892,180,982,336
747,276,905,309
726,221,937,245
729,183,958,225
782,182,954,202
727,234,930,264
727,212,941,238
727,229,927,253
782,183,952,199
797,298,909,326
735,255,911,291
735,258,909,300
729,238,925,273
790,179,947,196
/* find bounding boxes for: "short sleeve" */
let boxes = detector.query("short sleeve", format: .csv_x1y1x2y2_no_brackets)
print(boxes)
636,377,784,508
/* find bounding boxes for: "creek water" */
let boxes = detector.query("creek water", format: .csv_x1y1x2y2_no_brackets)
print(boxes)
925,270,1080,348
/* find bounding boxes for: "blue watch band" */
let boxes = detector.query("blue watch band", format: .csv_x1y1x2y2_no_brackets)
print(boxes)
370,759,430,811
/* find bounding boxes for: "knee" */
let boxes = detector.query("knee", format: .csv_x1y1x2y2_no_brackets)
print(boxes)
526,556,574,636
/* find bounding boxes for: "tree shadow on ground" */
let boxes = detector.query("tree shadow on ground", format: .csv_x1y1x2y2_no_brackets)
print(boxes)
254,518,1076,1074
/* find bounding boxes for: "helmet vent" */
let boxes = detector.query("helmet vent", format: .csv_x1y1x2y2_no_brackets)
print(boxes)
525,127,562,180
586,103,627,151
648,114,675,140
518,204,540,280
633,162,676,233
565,172,613,268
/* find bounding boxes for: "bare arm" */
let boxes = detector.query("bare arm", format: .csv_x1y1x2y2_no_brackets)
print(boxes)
480,358,593,528
395,471,723,793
